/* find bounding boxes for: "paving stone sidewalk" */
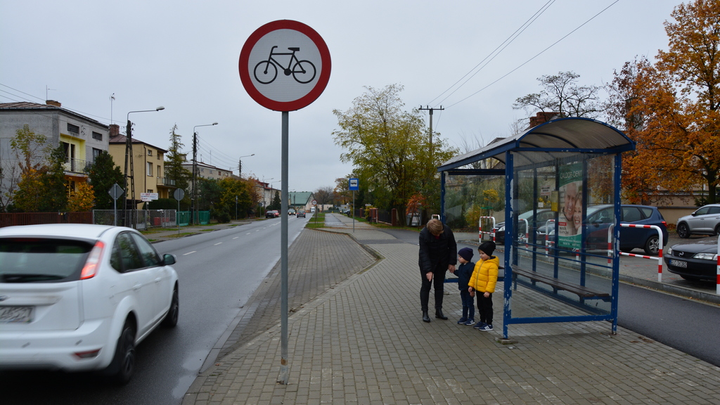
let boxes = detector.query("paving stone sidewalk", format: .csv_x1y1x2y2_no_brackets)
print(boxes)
182,214,720,404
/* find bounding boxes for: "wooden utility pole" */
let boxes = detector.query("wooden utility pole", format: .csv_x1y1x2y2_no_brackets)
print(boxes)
419,105,443,160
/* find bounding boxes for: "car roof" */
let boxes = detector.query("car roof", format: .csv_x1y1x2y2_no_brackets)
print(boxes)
0,224,124,239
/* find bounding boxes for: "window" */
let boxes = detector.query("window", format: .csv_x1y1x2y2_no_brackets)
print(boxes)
157,165,161,178
622,207,642,222
67,123,79,134
147,149,153,157
92,148,102,162
147,162,153,177
112,233,144,273
92,131,102,141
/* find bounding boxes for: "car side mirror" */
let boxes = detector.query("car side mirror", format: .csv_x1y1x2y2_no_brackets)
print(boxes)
163,254,177,266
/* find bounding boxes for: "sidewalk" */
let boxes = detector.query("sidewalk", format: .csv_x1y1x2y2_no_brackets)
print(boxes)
182,213,720,404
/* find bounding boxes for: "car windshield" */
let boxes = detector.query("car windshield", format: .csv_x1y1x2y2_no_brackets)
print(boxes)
0,238,92,282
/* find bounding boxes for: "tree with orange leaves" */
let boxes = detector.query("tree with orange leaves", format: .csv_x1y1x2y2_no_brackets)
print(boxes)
607,0,720,204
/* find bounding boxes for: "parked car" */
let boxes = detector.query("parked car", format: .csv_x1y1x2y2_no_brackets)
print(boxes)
539,204,669,256
494,209,555,244
265,210,279,218
676,204,720,238
297,210,306,218
0,224,179,384
664,238,718,282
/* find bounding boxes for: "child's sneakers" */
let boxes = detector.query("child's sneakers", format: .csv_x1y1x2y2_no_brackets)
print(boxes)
478,323,493,332
457,317,468,325
464,319,475,326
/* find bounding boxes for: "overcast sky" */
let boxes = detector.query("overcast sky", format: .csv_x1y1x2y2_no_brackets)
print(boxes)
0,0,683,192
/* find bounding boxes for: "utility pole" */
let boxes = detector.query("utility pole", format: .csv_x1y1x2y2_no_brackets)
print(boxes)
124,119,135,228
192,131,198,225
419,105,443,160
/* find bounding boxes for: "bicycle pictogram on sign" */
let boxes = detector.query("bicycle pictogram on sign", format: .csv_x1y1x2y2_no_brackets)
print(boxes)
254,46,317,84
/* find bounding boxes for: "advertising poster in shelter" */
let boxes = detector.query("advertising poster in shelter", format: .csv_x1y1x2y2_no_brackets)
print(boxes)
558,162,583,250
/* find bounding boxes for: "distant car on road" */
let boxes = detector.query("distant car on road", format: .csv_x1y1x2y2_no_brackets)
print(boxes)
297,210,306,218
664,238,718,282
265,210,279,218
288,209,296,216
0,224,179,384
676,204,720,238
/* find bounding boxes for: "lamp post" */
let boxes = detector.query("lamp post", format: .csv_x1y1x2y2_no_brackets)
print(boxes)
192,122,218,225
237,153,255,177
124,106,164,228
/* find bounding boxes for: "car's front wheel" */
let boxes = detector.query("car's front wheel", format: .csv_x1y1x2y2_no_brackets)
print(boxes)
677,223,690,238
644,235,660,256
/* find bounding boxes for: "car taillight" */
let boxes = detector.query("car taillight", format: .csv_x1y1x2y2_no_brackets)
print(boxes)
80,241,105,280
662,221,667,226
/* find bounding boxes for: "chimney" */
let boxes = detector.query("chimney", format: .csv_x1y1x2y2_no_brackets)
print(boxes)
109,124,120,136
45,100,61,107
529,112,559,128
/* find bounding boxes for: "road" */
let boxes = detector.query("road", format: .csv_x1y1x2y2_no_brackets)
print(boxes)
0,216,307,405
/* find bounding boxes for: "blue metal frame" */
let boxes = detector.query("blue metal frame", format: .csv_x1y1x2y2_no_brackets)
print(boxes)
438,118,632,339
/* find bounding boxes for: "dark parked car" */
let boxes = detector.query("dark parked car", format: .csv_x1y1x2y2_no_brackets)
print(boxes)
664,238,718,282
537,204,668,256
676,204,720,238
297,210,306,218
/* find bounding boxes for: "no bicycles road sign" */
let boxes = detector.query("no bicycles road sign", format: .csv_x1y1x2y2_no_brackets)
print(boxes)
239,20,331,111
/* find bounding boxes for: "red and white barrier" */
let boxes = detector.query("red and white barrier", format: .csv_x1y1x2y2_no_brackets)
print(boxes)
478,216,496,244
609,224,664,282
544,219,555,255
520,218,529,248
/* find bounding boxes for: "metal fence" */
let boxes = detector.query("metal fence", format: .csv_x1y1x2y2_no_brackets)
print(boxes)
93,209,178,229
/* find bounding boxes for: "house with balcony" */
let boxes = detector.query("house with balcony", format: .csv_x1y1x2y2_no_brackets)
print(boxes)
0,100,110,204
108,124,173,208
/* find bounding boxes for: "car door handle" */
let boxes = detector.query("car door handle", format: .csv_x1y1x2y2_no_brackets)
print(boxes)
133,284,142,291
155,277,162,283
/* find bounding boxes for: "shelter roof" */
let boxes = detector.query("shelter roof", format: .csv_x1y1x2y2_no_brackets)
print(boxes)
439,117,635,171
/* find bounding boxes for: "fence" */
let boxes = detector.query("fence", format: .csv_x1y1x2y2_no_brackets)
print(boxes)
0,210,210,229
0,212,93,228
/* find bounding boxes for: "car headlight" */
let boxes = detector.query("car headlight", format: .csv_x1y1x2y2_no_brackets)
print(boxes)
693,253,718,261
666,247,673,255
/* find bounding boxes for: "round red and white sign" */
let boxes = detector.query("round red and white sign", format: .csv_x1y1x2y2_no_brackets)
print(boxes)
239,20,331,111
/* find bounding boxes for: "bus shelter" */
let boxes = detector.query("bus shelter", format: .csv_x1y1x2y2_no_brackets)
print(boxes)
438,118,635,339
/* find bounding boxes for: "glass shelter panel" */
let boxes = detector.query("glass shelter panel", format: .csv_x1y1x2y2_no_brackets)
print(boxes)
507,152,616,320
444,173,506,238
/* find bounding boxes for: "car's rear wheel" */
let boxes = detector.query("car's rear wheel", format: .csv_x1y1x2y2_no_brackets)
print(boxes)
644,236,660,256
715,224,720,236
677,223,690,238
107,320,136,385
162,286,179,328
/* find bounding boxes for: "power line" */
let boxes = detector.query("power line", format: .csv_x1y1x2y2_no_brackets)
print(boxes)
445,0,619,109
428,0,555,107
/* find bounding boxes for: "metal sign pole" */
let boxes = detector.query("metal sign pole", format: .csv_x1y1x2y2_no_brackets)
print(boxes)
278,111,289,384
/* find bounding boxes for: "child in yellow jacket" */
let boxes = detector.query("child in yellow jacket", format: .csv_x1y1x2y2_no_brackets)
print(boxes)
468,241,499,331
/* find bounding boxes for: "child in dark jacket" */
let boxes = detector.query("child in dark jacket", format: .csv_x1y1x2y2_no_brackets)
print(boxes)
454,247,476,325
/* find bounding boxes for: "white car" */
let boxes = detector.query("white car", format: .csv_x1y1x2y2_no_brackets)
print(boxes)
676,204,720,238
0,224,179,384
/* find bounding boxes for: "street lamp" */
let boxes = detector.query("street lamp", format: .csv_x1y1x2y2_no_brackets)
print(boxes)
124,106,164,228
238,153,255,177
192,122,218,225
